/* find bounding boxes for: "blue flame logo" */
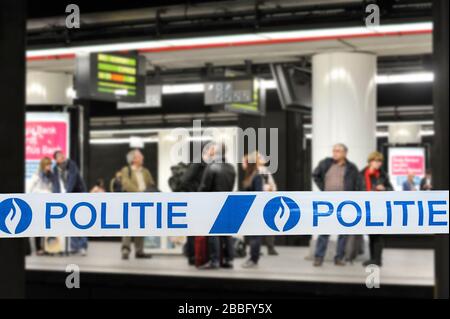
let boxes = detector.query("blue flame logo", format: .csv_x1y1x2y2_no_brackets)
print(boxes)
0,198,32,235
263,196,301,232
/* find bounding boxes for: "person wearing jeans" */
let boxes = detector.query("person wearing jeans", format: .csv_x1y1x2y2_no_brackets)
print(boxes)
241,152,264,268
315,235,348,262
312,143,361,267
52,151,88,256
208,236,235,268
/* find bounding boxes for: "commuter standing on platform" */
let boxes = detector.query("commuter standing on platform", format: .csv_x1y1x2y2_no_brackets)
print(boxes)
177,151,207,266
257,154,279,256
198,143,236,269
120,149,156,260
243,153,279,256
420,169,433,190
241,152,265,268
360,151,393,267
27,156,54,256
312,143,361,267
52,151,88,256
402,173,417,191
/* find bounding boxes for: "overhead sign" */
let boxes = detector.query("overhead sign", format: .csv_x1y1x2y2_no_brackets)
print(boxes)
204,79,253,105
0,191,447,238
224,78,264,115
75,52,146,103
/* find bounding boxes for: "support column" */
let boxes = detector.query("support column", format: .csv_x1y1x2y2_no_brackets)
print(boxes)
73,100,91,187
312,52,377,179
432,0,449,299
0,0,26,298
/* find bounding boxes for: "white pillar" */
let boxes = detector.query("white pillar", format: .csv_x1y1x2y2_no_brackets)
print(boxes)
312,52,377,186
158,130,190,192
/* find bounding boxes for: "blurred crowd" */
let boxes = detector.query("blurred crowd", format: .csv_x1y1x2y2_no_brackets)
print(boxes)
27,143,433,270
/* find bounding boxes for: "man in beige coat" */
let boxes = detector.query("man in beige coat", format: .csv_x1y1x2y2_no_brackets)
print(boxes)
121,149,156,260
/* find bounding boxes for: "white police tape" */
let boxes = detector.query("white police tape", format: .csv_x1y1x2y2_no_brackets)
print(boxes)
0,191,448,238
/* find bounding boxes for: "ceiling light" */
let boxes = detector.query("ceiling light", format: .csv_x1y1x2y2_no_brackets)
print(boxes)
162,84,205,94
376,72,434,84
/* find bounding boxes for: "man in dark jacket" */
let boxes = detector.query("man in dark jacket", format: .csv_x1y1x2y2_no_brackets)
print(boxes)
52,151,88,256
53,151,86,193
179,163,206,192
361,151,393,267
178,157,207,265
198,142,236,269
312,143,361,267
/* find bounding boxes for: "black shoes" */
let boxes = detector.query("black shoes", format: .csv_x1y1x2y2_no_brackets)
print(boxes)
313,257,346,266
135,252,153,259
313,257,324,267
334,259,346,266
221,262,234,269
122,250,152,260
121,249,130,260
188,258,196,266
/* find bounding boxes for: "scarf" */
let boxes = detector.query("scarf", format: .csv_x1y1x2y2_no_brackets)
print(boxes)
365,168,380,191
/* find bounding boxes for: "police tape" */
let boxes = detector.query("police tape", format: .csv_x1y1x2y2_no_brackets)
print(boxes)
0,191,448,237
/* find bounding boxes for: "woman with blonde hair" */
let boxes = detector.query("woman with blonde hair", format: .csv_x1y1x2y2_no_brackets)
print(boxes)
27,156,54,193
27,156,54,255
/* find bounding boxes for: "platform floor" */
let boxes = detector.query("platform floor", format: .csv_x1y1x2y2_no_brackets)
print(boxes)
26,242,434,286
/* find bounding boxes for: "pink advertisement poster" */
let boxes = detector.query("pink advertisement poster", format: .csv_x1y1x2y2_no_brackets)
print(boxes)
25,121,68,161
388,147,425,191
390,155,425,176
25,113,70,190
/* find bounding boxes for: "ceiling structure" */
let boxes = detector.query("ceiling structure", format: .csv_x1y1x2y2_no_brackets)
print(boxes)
26,0,432,45
26,0,433,73
27,22,432,73
25,0,435,123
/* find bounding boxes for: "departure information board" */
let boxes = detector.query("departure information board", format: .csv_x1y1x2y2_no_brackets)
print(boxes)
75,52,146,103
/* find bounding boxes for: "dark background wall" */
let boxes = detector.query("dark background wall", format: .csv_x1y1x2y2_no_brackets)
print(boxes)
432,0,449,299
0,0,26,299
377,82,433,106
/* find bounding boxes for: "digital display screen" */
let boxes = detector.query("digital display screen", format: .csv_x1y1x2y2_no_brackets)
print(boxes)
75,52,146,103
224,79,265,116
204,79,253,105
270,63,312,113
